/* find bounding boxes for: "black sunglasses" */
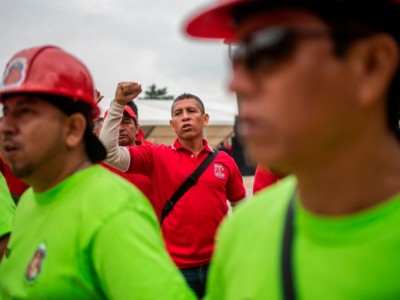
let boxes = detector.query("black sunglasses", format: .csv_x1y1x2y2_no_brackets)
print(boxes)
232,27,332,70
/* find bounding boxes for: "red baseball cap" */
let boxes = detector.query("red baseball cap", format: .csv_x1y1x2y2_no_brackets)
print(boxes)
185,0,400,41
185,0,256,40
104,105,138,123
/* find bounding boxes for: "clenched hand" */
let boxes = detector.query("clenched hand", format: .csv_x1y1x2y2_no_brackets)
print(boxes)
113,82,142,106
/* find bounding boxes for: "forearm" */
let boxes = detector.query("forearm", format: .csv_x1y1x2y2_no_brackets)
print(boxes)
99,101,130,172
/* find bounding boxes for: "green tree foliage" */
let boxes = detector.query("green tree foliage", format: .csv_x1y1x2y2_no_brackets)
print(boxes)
140,84,174,100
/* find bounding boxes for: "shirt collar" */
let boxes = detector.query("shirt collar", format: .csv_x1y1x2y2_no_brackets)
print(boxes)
172,138,214,153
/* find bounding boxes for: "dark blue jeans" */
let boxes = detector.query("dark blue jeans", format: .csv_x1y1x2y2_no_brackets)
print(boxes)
180,264,209,299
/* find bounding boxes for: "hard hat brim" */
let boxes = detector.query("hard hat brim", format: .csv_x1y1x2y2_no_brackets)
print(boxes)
184,0,256,40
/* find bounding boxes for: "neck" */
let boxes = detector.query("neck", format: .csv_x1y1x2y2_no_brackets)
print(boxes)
295,133,400,216
178,137,204,155
29,155,92,193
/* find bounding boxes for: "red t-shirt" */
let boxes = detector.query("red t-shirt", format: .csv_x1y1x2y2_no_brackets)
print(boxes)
127,139,246,268
100,163,153,205
253,165,283,194
0,156,29,202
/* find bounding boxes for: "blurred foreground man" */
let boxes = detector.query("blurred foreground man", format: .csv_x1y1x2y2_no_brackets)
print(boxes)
0,45,194,299
185,0,400,299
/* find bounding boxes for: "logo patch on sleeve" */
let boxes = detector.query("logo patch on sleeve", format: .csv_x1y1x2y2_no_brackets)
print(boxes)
214,163,225,179
26,242,46,281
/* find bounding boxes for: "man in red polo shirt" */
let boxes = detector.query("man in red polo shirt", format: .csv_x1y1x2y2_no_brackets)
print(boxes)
99,82,246,299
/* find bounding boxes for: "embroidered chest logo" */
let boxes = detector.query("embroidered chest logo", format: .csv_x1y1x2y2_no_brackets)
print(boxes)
26,242,46,281
214,163,225,179
2,58,27,88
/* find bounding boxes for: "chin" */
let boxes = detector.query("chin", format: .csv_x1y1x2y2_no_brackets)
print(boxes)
10,164,34,179
179,132,197,140
246,142,282,166
118,139,131,147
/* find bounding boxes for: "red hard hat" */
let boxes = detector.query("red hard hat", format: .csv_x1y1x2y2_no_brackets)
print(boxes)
0,45,99,119
185,0,257,40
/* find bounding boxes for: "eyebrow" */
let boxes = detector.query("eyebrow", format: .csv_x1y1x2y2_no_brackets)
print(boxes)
6,97,40,106
4,98,36,110
174,105,200,112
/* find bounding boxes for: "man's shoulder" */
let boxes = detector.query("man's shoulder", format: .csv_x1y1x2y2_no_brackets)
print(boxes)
129,142,171,153
77,166,158,227
86,165,145,195
223,176,296,234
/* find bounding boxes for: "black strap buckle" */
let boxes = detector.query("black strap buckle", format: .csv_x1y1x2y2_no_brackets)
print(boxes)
188,175,198,184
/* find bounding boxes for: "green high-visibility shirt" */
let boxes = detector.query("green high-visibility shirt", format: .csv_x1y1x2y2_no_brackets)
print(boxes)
0,165,195,300
206,176,400,299
0,173,15,238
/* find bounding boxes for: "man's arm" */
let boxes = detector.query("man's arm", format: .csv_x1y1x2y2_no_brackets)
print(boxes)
99,82,142,172
225,155,247,209
0,173,15,261
92,209,196,299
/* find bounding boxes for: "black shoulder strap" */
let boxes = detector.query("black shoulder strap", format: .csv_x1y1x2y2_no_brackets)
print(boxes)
160,149,219,225
281,192,296,300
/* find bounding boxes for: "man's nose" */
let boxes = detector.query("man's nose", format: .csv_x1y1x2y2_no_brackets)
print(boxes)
182,111,190,120
229,63,256,96
0,115,17,136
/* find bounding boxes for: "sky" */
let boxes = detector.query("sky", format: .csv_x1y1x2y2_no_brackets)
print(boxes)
0,0,238,113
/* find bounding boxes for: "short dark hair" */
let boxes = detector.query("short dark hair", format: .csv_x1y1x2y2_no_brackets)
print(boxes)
232,0,400,140
126,101,138,118
171,93,205,116
41,94,94,130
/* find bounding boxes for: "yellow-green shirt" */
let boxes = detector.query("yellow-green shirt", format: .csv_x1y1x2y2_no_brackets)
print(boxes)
0,166,195,300
206,176,400,299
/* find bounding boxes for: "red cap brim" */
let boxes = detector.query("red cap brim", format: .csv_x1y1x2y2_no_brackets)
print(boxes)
104,106,137,122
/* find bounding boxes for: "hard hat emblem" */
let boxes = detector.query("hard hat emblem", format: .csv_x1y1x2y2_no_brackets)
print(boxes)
2,58,27,88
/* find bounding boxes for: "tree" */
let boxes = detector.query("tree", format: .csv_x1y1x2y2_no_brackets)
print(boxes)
140,84,174,100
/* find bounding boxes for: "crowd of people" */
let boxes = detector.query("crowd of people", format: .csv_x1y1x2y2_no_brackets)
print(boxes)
1,0,400,299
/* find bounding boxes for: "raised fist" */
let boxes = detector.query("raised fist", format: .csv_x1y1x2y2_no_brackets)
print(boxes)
114,82,142,105
95,89,104,104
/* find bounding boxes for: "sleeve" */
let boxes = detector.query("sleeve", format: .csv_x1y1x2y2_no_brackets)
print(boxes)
126,144,154,176
0,173,16,237
98,101,131,172
225,155,246,203
92,209,195,300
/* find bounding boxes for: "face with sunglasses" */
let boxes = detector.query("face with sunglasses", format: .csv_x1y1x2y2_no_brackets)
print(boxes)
230,9,383,171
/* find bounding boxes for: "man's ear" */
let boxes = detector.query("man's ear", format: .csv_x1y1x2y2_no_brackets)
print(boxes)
169,119,177,134
350,33,399,107
65,113,86,148
203,113,209,126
